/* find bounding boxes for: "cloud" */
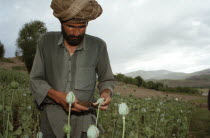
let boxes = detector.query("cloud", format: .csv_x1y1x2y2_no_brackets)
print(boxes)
1,0,210,74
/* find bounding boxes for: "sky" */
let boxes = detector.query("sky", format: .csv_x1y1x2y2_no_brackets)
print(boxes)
1,0,210,74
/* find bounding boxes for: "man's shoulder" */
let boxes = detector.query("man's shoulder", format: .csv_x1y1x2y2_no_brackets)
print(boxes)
41,31,61,40
85,34,106,47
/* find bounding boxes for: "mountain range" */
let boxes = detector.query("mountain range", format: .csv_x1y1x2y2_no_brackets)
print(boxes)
125,69,210,80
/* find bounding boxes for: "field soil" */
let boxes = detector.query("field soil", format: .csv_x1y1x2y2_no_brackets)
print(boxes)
0,57,26,71
114,82,208,108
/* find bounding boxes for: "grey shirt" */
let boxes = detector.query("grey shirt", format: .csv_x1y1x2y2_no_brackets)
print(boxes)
29,32,116,137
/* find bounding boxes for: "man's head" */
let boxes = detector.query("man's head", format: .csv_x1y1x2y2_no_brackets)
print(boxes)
61,22,88,46
51,0,103,23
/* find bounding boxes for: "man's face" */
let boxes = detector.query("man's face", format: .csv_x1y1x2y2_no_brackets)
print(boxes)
61,22,88,46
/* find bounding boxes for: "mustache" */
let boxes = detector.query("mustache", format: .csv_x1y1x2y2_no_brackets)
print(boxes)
68,34,84,39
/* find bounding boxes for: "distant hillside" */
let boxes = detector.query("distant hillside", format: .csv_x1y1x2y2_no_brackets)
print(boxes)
186,74,210,81
155,79,210,88
125,69,210,80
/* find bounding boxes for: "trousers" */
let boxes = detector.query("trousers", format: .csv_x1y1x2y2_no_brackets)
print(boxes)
40,109,88,138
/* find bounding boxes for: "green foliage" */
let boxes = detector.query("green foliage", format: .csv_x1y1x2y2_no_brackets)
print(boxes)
16,20,47,73
0,70,39,137
115,74,138,86
135,76,144,88
0,68,29,87
0,41,5,58
115,73,125,82
0,69,208,137
189,107,210,137
114,73,199,94
97,93,195,138
12,66,26,71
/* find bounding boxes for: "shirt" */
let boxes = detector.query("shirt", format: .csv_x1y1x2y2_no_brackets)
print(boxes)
29,31,116,137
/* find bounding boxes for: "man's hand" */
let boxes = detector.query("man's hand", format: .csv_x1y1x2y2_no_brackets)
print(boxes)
47,89,88,112
94,89,112,110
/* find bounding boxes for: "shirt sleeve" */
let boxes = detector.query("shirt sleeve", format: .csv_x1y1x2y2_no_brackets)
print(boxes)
29,34,52,107
96,41,116,97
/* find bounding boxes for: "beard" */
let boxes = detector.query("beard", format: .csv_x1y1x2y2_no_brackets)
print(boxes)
61,26,85,46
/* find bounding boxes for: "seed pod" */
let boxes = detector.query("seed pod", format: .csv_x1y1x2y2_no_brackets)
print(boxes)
10,81,19,89
96,98,104,105
36,132,43,138
141,108,147,113
118,103,129,116
66,91,75,104
27,106,32,111
87,125,99,138
156,108,161,112
63,124,71,134
160,118,165,123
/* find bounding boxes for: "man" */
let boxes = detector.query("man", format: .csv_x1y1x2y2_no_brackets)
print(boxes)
29,0,116,137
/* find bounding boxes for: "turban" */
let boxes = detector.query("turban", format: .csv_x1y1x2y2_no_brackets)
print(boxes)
50,0,103,23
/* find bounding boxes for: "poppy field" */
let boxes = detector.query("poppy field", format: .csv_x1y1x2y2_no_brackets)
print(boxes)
0,68,196,138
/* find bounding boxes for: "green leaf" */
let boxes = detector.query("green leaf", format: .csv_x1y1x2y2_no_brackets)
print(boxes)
13,126,22,136
8,119,13,131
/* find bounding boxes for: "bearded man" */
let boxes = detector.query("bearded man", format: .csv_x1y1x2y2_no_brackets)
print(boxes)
29,0,116,137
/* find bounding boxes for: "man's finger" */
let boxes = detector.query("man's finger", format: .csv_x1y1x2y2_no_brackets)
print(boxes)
100,105,108,110
74,103,89,111
93,102,98,106
71,107,81,112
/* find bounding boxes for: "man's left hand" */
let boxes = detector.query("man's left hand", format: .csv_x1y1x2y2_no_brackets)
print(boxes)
94,89,111,110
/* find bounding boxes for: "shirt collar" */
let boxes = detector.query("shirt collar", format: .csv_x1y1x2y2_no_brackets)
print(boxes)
57,33,86,51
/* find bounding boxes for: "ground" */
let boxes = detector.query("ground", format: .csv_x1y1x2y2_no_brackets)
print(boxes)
114,82,208,108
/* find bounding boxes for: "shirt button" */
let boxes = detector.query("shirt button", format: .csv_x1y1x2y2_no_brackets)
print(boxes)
69,70,71,73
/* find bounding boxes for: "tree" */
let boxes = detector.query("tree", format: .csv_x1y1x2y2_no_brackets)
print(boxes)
16,20,47,73
115,73,125,81
0,41,5,58
135,76,144,88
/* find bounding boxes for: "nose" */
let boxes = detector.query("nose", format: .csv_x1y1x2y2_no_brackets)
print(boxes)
73,29,80,36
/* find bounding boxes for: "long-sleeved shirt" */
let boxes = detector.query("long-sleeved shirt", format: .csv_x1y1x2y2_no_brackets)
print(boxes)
29,31,116,138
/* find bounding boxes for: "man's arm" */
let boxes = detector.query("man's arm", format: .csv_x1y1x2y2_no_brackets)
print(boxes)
47,89,88,112
96,41,116,97
95,40,116,110
29,34,53,107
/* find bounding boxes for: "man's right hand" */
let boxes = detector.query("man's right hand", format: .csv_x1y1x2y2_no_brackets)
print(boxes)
47,89,88,112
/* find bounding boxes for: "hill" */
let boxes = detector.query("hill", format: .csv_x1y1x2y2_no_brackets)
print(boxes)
125,69,210,80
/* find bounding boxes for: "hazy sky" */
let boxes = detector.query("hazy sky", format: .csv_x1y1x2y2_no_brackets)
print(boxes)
1,0,210,74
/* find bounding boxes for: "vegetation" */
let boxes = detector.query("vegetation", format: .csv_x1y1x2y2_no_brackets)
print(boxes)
16,20,47,73
1,69,208,137
12,66,26,71
0,41,5,58
189,107,210,137
114,73,199,94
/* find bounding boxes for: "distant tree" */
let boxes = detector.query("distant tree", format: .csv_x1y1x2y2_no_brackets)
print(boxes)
146,81,155,89
208,90,210,111
16,20,47,73
0,41,5,58
115,73,125,81
135,76,144,87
